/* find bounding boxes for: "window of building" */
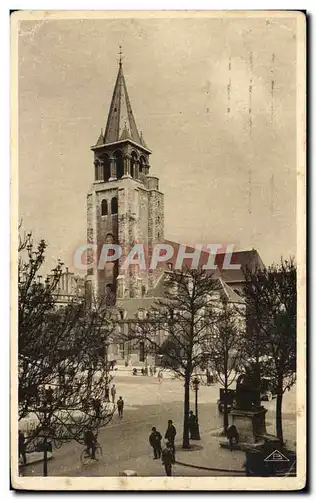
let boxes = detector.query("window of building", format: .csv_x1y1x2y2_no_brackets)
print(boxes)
101,199,108,216
114,150,124,179
111,197,118,214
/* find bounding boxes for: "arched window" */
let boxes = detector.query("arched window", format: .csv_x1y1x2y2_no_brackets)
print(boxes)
131,151,138,179
114,150,124,179
94,160,99,181
139,156,146,174
103,156,111,182
111,197,118,214
101,199,108,216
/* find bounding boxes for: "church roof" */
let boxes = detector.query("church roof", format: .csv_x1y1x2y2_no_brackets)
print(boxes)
162,240,264,284
99,62,146,148
116,274,244,320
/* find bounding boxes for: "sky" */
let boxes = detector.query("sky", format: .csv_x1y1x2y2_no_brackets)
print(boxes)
18,13,299,273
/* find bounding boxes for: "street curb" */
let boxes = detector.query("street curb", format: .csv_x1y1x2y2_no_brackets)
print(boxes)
175,460,246,474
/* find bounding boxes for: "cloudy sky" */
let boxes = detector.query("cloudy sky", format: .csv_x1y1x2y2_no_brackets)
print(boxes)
18,13,299,273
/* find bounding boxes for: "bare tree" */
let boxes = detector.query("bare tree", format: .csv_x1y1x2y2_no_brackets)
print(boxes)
18,230,117,475
205,297,246,434
125,268,219,449
243,258,297,444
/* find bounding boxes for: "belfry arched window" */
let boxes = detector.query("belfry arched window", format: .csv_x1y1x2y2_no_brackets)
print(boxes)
111,197,118,214
101,199,108,216
114,150,124,179
131,151,138,179
103,155,111,182
139,156,146,175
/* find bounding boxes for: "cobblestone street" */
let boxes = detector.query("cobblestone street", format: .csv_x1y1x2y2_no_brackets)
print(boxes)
21,377,296,477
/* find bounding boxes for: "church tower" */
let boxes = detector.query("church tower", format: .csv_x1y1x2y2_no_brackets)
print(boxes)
87,56,164,302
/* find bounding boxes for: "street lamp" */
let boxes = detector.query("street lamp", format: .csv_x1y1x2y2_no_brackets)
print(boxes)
192,377,201,440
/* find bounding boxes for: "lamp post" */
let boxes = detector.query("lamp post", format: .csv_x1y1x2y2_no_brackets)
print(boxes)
192,377,201,440
38,403,51,477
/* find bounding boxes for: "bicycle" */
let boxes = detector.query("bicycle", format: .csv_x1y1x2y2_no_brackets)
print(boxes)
80,443,103,465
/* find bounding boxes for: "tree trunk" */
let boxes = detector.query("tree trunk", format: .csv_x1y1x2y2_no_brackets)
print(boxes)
223,393,229,435
182,378,190,449
223,357,229,435
276,387,284,445
43,436,48,476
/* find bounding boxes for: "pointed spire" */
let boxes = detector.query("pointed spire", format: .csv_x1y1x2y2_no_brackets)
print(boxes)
103,56,145,147
120,121,131,141
140,130,148,148
95,128,104,146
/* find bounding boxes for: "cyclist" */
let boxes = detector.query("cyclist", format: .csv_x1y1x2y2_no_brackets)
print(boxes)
83,429,97,459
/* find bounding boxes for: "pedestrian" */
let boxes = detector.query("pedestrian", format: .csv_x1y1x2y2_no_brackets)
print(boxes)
111,384,116,404
161,441,174,476
117,396,124,418
92,398,101,419
149,366,153,376
153,366,157,375
105,384,110,402
149,427,162,459
45,386,53,405
165,420,176,456
158,371,163,383
83,429,97,459
227,425,239,451
188,410,197,439
18,430,27,465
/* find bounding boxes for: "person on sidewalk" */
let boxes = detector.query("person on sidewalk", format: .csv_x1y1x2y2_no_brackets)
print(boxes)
45,386,54,405
161,441,174,476
188,410,197,439
149,427,162,459
105,384,110,402
111,384,116,404
117,396,124,418
92,398,101,419
84,429,97,459
18,430,27,465
165,420,176,457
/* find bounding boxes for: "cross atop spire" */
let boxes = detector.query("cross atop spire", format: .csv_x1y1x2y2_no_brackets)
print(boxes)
119,45,123,67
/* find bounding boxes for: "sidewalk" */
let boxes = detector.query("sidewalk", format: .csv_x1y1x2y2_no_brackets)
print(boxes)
90,430,247,477
174,431,246,475
19,451,53,469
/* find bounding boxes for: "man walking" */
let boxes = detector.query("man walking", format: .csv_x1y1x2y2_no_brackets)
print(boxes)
45,386,54,405
117,396,124,418
165,420,176,456
111,384,116,404
105,384,110,402
161,441,174,476
83,429,97,459
149,427,162,459
188,410,197,439
18,430,27,465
